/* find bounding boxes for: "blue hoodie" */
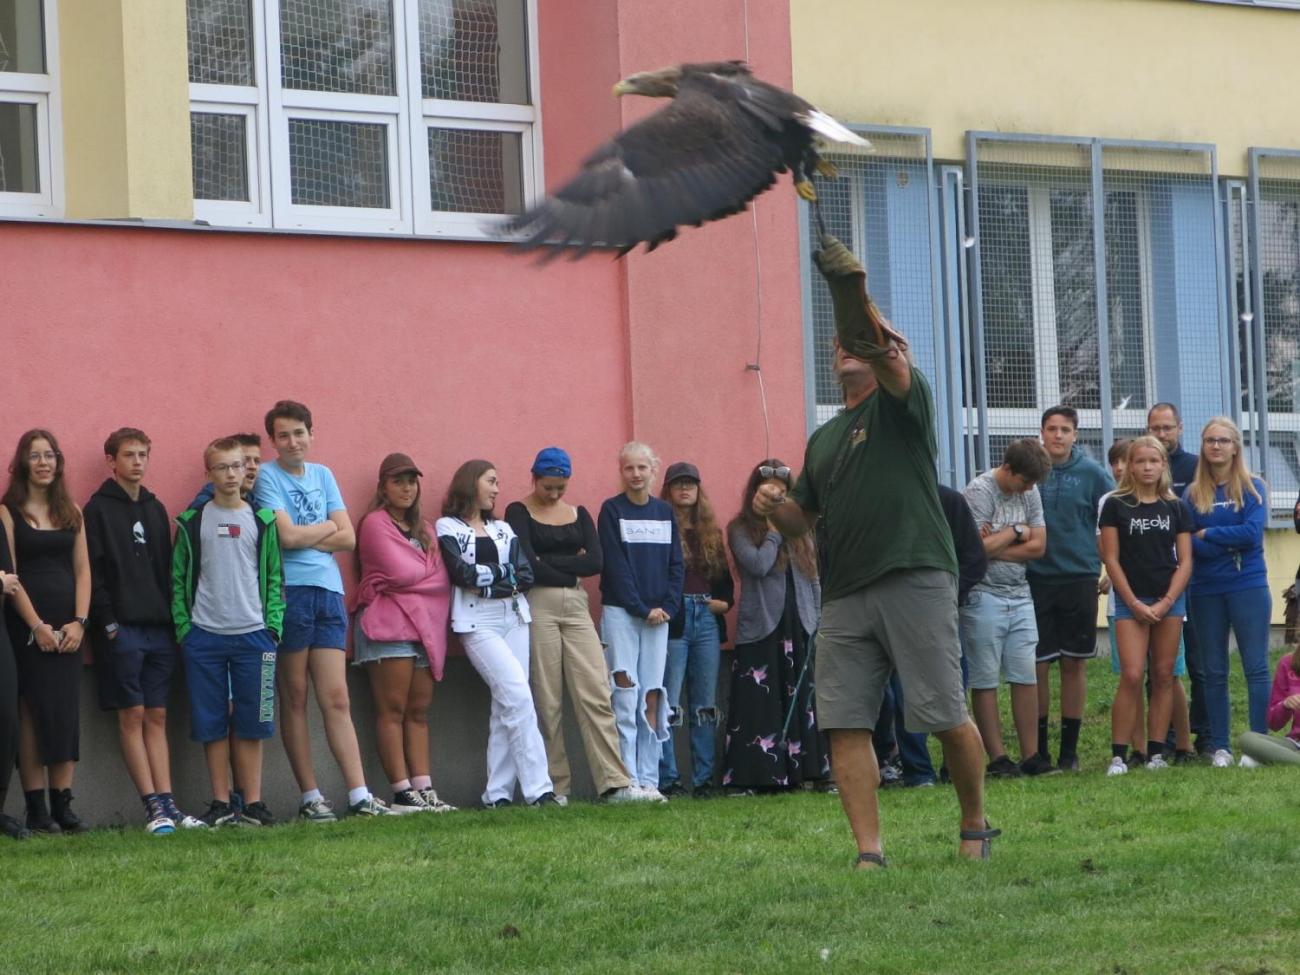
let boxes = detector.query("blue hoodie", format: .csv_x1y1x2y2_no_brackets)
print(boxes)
1183,478,1269,597
1027,445,1114,583
598,493,684,621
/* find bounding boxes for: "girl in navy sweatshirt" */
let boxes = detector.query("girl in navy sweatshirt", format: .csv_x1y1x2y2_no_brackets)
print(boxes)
1184,417,1271,768
598,442,684,800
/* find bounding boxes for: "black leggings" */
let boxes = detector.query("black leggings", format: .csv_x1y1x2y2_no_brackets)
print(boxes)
0,625,16,807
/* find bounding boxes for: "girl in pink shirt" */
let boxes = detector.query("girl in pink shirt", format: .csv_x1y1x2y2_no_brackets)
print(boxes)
1236,652,1300,766
353,453,454,811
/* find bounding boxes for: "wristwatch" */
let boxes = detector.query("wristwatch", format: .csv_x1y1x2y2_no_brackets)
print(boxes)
104,623,119,637
1012,524,1025,543
75,616,89,628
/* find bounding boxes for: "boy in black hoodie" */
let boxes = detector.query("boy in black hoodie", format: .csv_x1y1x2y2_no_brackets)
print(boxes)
85,428,201,833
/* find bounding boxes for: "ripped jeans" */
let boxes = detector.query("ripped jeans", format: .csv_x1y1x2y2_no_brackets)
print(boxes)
601,605,670,789
660,595,721,789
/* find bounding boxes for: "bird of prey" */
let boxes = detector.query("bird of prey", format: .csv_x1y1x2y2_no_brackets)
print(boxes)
503,60,870,257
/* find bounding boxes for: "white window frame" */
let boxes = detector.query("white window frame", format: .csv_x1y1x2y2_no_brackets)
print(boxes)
188,0,541,237
982,181,1157,447
0,0,62,218
189,4,272,227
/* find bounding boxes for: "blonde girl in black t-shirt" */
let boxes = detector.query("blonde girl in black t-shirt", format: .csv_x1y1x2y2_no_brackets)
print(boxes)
1098,436,1193,775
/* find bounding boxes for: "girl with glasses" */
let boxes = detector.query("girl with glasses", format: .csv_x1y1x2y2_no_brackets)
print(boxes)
1184,417,1271,768
721,459,827,793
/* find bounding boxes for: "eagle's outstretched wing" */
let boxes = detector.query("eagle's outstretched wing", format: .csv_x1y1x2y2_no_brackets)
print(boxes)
505,72,801,257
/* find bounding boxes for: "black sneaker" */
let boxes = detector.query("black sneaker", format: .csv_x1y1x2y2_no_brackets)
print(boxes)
1173,749,1198,766
24,791,61,834
200,799,240,827
1129,751,1148,767
1057,753,1080,772
661,782,688,799
1019,753,1061,777
529,791,562,808
239,801,275,827
0,813,31,840
691,784,717,800
480,798,513,810
986,755,1022,779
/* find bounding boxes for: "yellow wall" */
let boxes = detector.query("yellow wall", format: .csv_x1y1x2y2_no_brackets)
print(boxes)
791,0,1300,176
59,0,192,219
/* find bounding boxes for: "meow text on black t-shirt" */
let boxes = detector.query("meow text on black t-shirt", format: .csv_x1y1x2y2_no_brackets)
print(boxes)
1098,495,1192,600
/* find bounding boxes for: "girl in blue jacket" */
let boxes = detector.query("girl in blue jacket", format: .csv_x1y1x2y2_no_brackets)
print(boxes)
1184,417,1271,768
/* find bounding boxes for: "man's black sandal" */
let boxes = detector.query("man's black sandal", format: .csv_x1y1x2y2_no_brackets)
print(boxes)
855,851,887,869
959,823,1002,860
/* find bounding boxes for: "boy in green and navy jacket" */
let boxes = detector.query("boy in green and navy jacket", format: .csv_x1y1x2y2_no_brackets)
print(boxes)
172,437,284,827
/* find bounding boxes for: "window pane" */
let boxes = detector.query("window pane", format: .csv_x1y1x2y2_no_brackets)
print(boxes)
1103,189,1149,412
977,184,1037,409
419,0,528,104
289,118,389,208
191,112,250,201
1049,188,1100,410
0,101,39,193
281,0,395,96
1258,190,1300,413
187,0,255,86
427,126,522,214
0,0,44,74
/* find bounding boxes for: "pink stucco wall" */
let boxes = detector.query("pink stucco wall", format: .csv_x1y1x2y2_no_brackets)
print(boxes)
0,0,804,589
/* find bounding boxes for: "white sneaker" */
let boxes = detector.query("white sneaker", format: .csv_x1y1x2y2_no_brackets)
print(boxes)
1211,749,1233,768
1106,757,1128,777
553,794,569,807
1145,754,1169,770
640,787,669,803
1238,754,1261,768
601,787,636,803
145,815,176,835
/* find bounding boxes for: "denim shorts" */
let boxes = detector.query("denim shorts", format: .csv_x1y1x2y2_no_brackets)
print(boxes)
958,589,1039,689
280,585,348,652
1114,592,1186,622
351,613,429,668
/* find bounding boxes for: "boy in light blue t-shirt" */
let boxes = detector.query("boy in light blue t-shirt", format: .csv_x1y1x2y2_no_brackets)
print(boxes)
255,400,391,821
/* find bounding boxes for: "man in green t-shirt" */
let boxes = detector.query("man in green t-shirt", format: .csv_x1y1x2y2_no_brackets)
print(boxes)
755,235,995,867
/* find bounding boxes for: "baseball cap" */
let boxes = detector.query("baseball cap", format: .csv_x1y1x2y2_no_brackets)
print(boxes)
531,446,573,478
663,461,701,485
379,452,423,479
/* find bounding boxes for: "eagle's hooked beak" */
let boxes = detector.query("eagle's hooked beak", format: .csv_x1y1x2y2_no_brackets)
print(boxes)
612,79,635,97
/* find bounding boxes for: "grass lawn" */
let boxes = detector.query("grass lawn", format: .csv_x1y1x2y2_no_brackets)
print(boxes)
2,653,1296,975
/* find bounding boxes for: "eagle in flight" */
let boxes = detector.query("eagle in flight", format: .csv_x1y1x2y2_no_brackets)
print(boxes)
503,61,871,257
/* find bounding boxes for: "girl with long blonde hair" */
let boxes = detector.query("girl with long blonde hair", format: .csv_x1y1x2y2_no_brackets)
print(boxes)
1097,437,1192,775
1184,417,1272,768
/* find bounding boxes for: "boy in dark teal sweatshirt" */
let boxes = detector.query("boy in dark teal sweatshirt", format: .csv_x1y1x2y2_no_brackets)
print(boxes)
1028,407,1113,770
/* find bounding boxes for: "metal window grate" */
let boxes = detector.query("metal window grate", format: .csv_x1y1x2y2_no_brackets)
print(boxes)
0,101,39,193
1248,151,1300,516
0,0,46,74
418,0,529,104
969,136,1223,467
427,126,522,213
191,112,250,201
280,0,396,96
187,0,255,86
289,118,389,207
803,131,934,427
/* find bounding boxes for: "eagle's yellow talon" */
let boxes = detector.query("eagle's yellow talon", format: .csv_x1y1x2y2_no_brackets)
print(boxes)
815,159,838,179
795,179,818,202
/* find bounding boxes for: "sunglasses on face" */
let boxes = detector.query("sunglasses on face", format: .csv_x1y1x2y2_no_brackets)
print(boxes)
759,465,792,482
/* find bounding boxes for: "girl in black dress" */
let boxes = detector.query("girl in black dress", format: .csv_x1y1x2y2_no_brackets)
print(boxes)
722,460,827,792
0,430,92,833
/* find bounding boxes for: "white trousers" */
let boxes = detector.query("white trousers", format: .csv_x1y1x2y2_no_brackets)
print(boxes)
460,601,553,805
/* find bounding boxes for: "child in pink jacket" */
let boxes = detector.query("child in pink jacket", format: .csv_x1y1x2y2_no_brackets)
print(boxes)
1236,652,1300,766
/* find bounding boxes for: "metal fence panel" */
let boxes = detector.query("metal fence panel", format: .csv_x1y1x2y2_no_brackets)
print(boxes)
1248,149,1300,520
967,134,1225,478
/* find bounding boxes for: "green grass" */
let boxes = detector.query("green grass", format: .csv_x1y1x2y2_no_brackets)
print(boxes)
2,654,1296,975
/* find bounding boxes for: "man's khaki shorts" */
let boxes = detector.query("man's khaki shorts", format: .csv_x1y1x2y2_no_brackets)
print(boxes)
815,568,968,735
